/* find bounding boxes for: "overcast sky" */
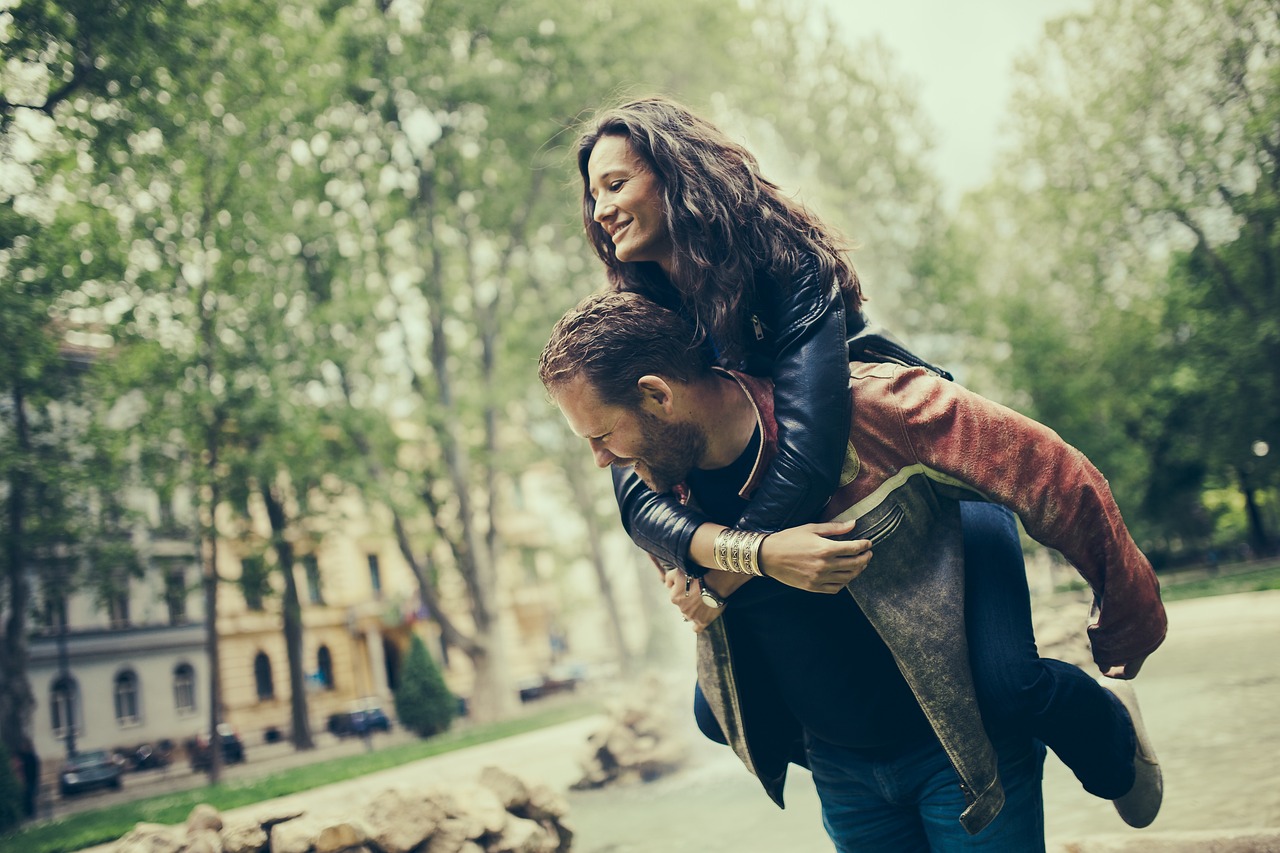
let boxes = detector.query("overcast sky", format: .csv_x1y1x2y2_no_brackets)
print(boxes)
812,0,1093,206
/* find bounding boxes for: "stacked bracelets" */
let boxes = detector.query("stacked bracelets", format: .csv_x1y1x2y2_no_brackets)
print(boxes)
713,528,769,577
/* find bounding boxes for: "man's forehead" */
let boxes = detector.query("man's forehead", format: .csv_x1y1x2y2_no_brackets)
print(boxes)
555,375,620,437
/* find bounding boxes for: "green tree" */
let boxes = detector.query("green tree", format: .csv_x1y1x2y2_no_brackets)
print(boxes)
394,633,456,739
918,0,1280,557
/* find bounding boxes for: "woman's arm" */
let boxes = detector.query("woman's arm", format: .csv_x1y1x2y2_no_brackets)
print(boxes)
733,258,853,533
610,258,855,577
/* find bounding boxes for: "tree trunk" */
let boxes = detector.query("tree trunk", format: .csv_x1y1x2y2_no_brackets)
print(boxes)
261,484,314,750
1238,467,1274,557
563,453,633,676
201,478,224,784
0,382,35,754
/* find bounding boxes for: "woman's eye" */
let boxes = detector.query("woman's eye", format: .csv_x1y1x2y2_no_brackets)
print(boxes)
609,180,624,192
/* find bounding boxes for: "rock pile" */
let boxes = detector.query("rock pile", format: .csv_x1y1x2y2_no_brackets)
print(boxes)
571,677,685,790
110,767,572,853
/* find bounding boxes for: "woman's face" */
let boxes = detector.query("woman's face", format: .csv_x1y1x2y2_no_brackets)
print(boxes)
586,134,674,272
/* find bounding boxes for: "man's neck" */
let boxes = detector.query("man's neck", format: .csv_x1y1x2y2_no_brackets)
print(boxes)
695,371,760,471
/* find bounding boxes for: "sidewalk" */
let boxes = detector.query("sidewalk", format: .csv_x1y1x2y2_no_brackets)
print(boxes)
81,589,1280,852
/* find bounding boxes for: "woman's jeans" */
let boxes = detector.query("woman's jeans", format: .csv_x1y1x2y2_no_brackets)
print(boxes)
960,501,1135,800
806,733,1047,852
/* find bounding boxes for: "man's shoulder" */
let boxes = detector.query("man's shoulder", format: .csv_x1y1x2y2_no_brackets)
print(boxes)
849,361,944,392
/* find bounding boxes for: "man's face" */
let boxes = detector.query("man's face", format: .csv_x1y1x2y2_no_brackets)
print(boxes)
555,375,706,493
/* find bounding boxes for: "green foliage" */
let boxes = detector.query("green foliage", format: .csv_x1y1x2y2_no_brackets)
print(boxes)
394,634,457,739
920,0,1280,557
0,742,21,833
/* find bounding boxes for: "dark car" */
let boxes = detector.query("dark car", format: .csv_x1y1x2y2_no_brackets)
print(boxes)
189,723,246,770
59,749,124,796
327,701,392,738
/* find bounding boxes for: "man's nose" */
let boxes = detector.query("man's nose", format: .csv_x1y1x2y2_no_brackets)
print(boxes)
590,441,616,468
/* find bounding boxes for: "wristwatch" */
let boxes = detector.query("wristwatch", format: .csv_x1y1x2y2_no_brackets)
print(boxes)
699,583,726,609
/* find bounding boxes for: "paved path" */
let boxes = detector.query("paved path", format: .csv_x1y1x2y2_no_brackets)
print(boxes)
82,589,1280,852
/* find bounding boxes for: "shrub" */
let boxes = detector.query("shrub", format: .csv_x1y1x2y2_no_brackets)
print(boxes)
393,634,457,738
0,742,23,833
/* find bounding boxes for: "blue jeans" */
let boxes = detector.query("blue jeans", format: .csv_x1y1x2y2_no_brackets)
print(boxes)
960,502,1135,799
806,732,1048,852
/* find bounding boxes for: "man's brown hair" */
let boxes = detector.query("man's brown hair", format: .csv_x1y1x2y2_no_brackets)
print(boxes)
539,291,711,406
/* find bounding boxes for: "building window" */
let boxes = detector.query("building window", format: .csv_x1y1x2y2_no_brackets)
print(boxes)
317,645,334,690
304,555,324,605
164,565,188,624
51,676,80,737
367,554,382,599
108,584,131,628
114,669,141,725
254,651,274,700
174,663,197,714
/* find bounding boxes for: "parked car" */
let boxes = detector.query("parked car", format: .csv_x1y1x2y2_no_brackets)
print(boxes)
326,700,392,738
59,749,124,796
189,724,246,770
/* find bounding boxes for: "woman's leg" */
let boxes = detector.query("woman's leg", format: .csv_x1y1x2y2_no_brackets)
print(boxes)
960,501,1135,799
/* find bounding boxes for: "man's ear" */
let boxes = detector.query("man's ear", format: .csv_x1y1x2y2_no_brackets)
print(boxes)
636,375,675,415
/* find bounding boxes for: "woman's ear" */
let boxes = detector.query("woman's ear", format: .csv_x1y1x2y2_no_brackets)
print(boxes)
636,375,675,415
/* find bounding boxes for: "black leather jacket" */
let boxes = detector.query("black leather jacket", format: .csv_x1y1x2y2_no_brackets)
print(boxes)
612,254,949,577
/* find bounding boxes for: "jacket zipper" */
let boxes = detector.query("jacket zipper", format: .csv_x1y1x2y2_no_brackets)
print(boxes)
751,314,765,341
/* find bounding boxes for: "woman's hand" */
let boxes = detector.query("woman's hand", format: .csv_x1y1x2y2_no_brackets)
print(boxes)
758,518,872,593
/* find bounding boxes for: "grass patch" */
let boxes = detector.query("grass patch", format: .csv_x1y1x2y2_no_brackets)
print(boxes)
1157,563,1280,602
4,699,601,853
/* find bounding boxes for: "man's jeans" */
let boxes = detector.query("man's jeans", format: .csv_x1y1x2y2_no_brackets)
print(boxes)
960,502,1136,800
805,733,1047,852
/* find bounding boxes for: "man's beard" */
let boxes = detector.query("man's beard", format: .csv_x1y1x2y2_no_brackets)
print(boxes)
626,410,707,493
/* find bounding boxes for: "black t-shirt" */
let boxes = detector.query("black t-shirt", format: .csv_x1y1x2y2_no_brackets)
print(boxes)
686,427,933,752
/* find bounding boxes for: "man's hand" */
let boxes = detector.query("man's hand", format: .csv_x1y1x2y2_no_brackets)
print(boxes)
758,518,873,593
664,570,726,633
1101,655,1147,680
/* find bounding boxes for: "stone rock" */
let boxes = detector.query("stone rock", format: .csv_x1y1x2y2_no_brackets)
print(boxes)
180,829,223,853
523,783,568,822
573,679,686,789
186,804,224,836
113,823,185,853
487,815,557,853
271,815,324,853
445,782,508,839
314,817,370,853
364,788,447,853
422,817,470,853
479,766,530,811
219,819,269,853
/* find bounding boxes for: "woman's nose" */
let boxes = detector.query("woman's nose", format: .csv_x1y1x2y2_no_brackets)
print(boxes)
594,201,615,224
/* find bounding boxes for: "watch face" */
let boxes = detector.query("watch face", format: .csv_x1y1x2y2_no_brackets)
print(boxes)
700,590,723,609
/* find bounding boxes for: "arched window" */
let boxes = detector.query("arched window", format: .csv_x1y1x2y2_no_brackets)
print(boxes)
51,675,79,737
114,669,141,725
317,645,335,690
174,662,197,714
254,651,274,700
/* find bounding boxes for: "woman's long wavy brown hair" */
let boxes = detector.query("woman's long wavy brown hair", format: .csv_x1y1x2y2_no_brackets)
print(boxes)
576,95,864,361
